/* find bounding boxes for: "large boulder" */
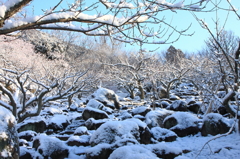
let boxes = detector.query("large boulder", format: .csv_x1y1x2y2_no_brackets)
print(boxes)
0,107,19,159
131,106,151,116
33,134,69,159
147,143,182,159
187,102,201,114
88,87,121,109
151,127,178,142
167,100,188,112
82,107,109,121
85,118,109,130
47,114,70,131
86,99,113,114
66,135,90,146
18,130,37,141
89,120,140,146
163,112,200,137
109,145,158,159
17,117,47,133
86,138,139,159
145,109,173,128
201,113,232,136
125,118,152,144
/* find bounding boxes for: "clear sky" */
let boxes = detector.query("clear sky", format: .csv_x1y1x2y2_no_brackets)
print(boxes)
29,0,240,53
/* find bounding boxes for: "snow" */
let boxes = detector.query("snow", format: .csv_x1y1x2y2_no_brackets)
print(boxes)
67,135,90,143
44,107,63,114
109,145,158,159
103,1,135,9
166,133,240,159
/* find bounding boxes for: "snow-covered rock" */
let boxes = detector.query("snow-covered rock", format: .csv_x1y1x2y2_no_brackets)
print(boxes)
187,102,201,114
151,127,178,142
145,109,173,128
17,116,47,133
125,118,151,144
89,120,140,146
163,112,200,137
85,118,110,130
0,107,19,159
109,145,158,159
33,134,69,159
74,126,89,136
201,113,233,136
82,107,109,121
88,87,120,109
167,100,188,112
146,143,182,158
66,135,90,146
18,130,37,141
86,138,139,159
131,106,151,116
47,114,70,131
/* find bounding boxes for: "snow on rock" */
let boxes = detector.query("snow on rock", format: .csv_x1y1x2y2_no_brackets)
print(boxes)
44,107,63,115
163,112,200,137
86,99,105,109
131,106,151,116
85,118,110,130
47,114,70,131
74,126,89,136
109,145,158,159
88,87,120,109
82,107,109,121
167,100,188,112
118,110,133,120
151,127,178,142
89,120,140,146
0,106,19,159
125,118,151,144
66,135,90,146
85,143,113,159
145,143,182,158
18,130,37,141
145,109,173,128
17,116,47,133
20,147,43,159
33,134,69,158
201,113,233,136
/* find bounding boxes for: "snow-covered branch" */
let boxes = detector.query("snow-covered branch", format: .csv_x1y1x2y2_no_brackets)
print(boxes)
0,0,214,44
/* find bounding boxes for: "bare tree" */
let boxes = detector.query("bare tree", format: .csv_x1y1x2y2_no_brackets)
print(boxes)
0,0,213,44
191,0,240,117
0,65,95,123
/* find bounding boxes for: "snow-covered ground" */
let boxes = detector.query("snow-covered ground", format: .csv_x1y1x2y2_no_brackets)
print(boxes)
11,87,240,159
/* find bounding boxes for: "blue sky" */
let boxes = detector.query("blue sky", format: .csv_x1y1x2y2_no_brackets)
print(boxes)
29,0,240,53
